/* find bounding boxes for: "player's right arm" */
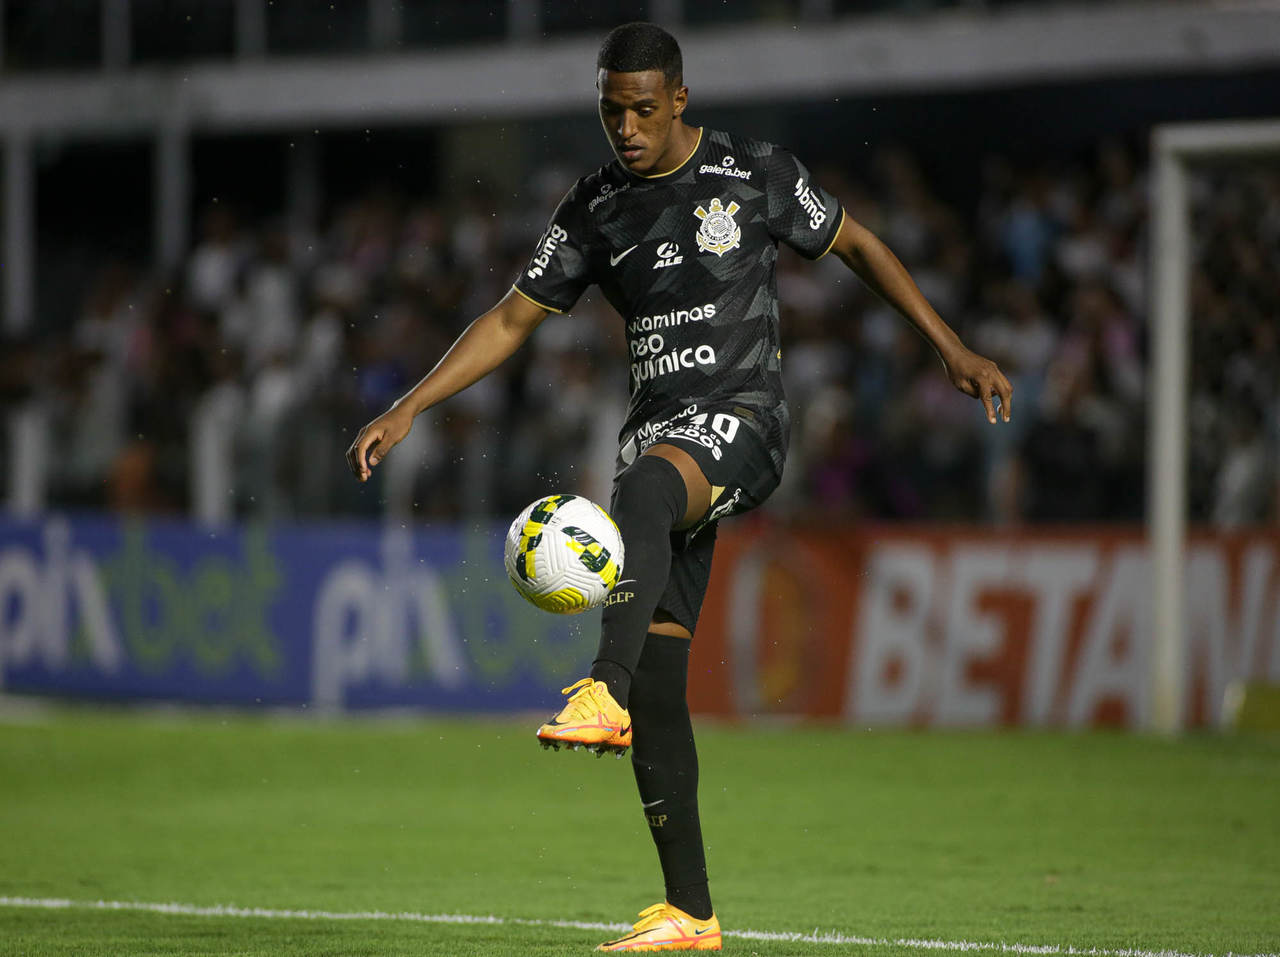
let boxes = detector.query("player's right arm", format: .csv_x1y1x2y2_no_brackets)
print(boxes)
345,288,548,482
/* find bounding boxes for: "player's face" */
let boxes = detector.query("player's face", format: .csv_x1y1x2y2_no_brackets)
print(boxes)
597,69,688,175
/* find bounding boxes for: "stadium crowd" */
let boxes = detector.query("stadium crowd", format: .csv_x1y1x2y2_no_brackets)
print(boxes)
5,141,1277,527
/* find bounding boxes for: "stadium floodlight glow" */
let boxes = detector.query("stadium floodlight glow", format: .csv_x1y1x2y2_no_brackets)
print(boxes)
1147,117,1280,734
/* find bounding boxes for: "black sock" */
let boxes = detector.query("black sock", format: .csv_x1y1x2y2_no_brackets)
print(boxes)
589,660,632,707
630,632,713,921
666,881,714,922
589,455,687,710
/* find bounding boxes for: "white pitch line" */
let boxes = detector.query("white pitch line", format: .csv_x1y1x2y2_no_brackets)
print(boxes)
0,896,1273,957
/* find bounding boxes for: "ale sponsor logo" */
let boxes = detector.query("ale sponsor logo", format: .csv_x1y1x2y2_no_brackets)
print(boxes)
653,241,683,269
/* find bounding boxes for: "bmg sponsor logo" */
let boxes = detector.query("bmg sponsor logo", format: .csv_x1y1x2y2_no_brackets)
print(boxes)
526,223,568,279
793,177,827,231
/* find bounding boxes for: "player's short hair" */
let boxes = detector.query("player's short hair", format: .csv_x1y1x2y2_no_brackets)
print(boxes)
597,22,683,89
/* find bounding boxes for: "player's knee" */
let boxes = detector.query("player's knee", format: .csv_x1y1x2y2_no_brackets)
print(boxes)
648,618,692,640
612,454,688,530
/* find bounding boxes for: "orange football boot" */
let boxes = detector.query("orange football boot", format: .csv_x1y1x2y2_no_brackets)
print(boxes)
536,678,632,757
597,903,722,951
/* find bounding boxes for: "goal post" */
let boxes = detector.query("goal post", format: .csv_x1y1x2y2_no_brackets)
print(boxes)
1148,118,1280,734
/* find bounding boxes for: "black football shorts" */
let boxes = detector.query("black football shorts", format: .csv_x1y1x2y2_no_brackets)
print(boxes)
610,403,783,635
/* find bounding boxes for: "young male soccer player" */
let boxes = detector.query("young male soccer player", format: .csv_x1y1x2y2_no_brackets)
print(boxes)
347,22,1012,952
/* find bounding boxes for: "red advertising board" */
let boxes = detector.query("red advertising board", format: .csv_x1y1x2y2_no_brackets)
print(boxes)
688,521,1280,728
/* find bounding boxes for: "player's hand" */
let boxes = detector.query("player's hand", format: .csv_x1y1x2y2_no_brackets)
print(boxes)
346,406,414,482
943,345,1013,424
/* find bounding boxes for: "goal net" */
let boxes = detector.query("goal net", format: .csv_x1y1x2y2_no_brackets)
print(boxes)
1149,119,1280,732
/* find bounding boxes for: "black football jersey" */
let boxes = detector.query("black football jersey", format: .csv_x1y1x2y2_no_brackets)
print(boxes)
513,127,844,479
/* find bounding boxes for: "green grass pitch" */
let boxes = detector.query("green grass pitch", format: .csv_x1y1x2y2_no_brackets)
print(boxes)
1,705,1277,956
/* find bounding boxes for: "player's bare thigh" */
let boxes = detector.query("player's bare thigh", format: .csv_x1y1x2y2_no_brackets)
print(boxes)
642,442,713,529
640,441,713,640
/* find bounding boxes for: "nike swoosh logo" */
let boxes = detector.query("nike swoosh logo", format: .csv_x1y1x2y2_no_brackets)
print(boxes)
642,799,665,808
694,927,716,936
615,579,637,587
609,245,639,266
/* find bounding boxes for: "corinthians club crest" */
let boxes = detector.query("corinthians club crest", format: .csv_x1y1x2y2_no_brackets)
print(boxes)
694,197,741,257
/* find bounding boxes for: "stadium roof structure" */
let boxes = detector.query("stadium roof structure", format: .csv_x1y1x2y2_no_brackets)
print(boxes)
3,0,1279,334
0,1,1278,134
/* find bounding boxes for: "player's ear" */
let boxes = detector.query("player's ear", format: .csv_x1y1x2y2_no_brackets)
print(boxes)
671,84,688,117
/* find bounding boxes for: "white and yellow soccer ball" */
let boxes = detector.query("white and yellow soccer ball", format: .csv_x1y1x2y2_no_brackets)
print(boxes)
504,493,625,614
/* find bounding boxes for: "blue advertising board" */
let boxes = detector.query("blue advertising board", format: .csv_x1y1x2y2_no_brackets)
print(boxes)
0,514,598,711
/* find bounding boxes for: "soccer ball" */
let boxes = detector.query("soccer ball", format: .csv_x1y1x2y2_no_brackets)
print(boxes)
504,493,625,614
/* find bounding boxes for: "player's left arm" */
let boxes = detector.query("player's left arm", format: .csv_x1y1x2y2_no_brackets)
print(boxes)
828,215,1013,424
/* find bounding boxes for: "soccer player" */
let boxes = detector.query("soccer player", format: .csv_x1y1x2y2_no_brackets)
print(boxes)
347,22,1012,952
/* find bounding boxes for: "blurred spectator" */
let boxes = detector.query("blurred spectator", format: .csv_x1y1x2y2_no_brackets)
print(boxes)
10,138,1277,529
972,279,1057,522
1212,406,1273,528
188,205,245,315
999,171,1057,285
